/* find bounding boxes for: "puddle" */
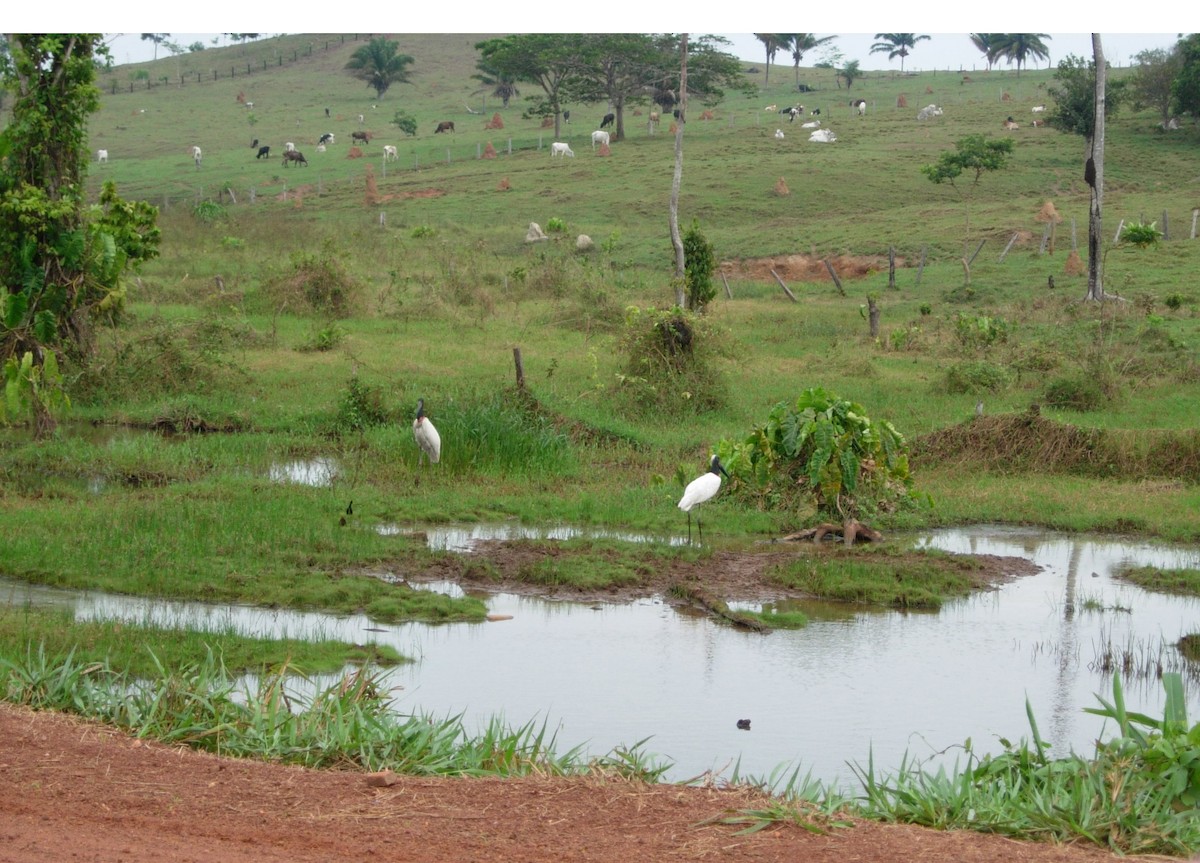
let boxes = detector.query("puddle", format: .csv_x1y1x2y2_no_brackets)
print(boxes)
268,457,339,487
4,525,1200,790
378,521,691,549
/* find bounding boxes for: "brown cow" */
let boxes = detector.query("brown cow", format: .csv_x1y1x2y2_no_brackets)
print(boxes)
434,121,455,134
351,130,370,144
282,150,308,167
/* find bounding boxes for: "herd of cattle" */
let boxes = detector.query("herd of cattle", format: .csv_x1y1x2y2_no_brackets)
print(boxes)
93,98,1066,169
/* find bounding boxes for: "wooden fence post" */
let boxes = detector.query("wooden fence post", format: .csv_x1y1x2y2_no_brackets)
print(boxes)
513,347,525,390
770,269,798,302
821,260,846,296
998,232,1020,262
721,272,732,299
887,247,896,289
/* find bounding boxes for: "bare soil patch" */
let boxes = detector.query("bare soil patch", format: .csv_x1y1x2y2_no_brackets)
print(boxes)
721,253,898,283
1,701,1130,863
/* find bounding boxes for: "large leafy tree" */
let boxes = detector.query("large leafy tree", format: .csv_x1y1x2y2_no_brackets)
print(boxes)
344,37,415,100
870,33,930,72
572,33,666,142
787,34,836,83
475,34,588,140
1171,33,1200,118
1,34,160,433
990,33,1051,76
1047,54,1129,147
1132,46,1182,126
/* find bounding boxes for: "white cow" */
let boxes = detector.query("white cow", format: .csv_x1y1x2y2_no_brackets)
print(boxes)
550,142,575,158
853,99,867,116
383,145,398,161
285,142,296,152
774,129,785,139
917,105,943,121
591,130,610,150
809,128,837,143
192,146,202,167
97,149,108,163
801,119,821,129
316,144,326,153
1031,104,1046,113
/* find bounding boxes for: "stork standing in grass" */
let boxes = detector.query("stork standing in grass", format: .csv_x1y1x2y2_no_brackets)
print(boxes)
678,454,729,543
413,398,441,466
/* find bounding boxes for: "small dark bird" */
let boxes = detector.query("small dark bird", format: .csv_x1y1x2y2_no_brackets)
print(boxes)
736,719,751,730
339,500,353,527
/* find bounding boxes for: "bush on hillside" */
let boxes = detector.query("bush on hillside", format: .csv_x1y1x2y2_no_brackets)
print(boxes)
615,305,728,415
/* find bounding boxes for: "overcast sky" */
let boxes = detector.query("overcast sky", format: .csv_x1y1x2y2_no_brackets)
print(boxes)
11,2,1192,70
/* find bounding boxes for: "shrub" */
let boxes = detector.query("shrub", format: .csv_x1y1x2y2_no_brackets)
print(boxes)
616,305,728,415
682,220,717,311
954,312,1010,349
546,217,566,233
261,243,358,317
1165,293,1185,311
1044,375,1107,411
391,110,417,136
191,200,227,224
944,361,1014,394
333,376,392,433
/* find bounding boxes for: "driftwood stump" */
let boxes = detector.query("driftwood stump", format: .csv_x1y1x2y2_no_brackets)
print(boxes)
779,519,884,547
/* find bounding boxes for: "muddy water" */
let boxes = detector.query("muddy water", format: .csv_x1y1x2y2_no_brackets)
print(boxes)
4,525,1199,791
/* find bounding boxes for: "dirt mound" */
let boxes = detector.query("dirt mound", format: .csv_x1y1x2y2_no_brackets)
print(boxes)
722,254,896,283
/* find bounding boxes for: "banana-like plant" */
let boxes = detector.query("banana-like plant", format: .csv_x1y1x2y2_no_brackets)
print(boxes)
717,387,917,520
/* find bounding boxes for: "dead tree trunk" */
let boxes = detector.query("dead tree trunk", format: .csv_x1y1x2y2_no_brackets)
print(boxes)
1085,34,1106,301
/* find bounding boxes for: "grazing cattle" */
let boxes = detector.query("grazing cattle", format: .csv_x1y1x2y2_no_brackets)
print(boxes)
917,104,943,120
97,149,108,163
811,107,821,115
192,146,202,167
600,112,615,129
317,132,335,145
786,106,803,122
851,98,867,116
550,142,575,158
383,145,398,161
1031,119,1045,127
282,150,308,167
1031,104,1046,113
434,121,455,134
256,145,271,159
809,128,837,143
591,130,610,150
774,129,785,139
1003,117,1020,130
764,104,777,112
245,101,253,109
563,110,570,124
250,138,259,149
351,131,369,144
285,142,296,152
801,119,821,129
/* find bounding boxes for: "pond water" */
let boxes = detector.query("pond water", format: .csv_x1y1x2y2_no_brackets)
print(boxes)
4,525,1199,791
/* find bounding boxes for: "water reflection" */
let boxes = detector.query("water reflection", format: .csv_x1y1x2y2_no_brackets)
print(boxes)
3,525,1199,791
378,522,690,549
268,457,338,487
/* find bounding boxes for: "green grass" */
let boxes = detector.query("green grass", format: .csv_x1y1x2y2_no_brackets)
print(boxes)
0,606,404,676
1116,565,1200,596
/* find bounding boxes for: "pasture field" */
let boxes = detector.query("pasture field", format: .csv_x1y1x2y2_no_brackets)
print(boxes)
3,32,1200,608
3,35,1200,855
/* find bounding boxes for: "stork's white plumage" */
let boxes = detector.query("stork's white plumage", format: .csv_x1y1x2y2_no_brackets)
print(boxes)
678,454,729,543
413,398,441,466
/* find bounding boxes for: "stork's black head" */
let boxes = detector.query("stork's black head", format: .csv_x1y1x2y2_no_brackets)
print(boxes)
415,398,426,420
709,454,730,478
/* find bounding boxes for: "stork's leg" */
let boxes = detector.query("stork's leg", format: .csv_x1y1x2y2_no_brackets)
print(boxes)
686,511,692,544
697,514,703,543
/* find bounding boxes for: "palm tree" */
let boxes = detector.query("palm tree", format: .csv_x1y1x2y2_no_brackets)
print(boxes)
837,59,862,90
991,33,1052,76
472,58,520,108
968,33,1004,71
754,33,789,85
870,33,931,73
787,34,837,84
345,37,415,99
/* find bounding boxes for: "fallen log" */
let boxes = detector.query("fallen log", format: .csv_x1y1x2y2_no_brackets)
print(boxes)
778,519,884,546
